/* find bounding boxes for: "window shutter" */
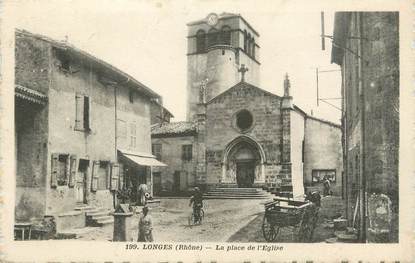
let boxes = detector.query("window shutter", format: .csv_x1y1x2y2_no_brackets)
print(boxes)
51,153,59,188
65,155,71,185
84,96,91,131
68,155,77,187
88,97,93,132
119,164,124,190
181,145,185,160
91,161,99,191
75,94,84,130
106,164,111,189
110,163,120,191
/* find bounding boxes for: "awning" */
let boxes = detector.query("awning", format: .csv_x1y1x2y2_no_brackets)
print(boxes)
118,149,167,167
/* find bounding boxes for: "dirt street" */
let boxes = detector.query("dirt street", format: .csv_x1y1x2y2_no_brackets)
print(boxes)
77,198,270,242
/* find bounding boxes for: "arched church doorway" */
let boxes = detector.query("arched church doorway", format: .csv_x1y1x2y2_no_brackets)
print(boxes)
222,135,266,187
229,143,259,188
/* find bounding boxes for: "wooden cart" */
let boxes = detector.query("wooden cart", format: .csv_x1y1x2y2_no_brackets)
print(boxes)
261,197,319,242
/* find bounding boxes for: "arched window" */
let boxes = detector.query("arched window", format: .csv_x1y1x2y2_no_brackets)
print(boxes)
221,26,231,45
243,30,248,51
207,28,219,47
196,30,206,53
247,33,252,56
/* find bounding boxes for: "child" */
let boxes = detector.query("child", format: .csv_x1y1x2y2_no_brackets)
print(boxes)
189,187,203,223
137,205,153,242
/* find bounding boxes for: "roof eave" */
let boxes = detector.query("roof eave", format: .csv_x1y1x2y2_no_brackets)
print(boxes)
16,29,161,100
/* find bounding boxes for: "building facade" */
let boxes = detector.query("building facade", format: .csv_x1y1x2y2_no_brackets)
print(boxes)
15,30,164,227
152,12,343,198
331,12,399,242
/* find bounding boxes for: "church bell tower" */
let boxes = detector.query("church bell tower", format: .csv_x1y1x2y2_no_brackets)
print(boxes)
186,13,261,121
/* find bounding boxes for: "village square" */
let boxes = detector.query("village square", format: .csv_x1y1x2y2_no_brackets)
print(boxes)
12,10,399,244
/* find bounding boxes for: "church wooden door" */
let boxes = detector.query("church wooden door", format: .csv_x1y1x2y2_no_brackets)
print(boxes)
236,161,255,188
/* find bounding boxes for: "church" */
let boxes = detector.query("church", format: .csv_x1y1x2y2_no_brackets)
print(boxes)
151,13,343,198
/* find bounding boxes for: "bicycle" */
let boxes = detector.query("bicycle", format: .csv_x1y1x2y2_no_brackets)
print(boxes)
188,204,204,226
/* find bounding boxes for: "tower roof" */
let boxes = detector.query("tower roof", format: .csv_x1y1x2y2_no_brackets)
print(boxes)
187,12,260,37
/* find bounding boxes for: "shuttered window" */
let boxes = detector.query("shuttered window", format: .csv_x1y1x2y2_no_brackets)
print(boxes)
68,155,77,187
91,161,100,191
182,144,193,161
130,122,137,148
110,163,120,191
75,94,91,131
51,153,59,187
97,161,110,190
152,144,162,161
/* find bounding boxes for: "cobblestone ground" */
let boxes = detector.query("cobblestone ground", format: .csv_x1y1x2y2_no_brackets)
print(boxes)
76,198,270,242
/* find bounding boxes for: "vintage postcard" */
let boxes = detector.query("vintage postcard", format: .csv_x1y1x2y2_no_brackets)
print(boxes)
0,0,413,262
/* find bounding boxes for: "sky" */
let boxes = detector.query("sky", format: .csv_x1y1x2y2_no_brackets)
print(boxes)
10,0,342,123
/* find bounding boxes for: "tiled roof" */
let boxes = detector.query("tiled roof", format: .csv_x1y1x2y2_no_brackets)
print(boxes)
15,84,48,105
151,121,197,137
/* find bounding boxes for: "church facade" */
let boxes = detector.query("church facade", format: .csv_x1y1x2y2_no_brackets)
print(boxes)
152,13,343,198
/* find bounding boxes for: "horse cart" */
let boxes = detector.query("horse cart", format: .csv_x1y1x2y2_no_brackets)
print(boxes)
261,197,320,242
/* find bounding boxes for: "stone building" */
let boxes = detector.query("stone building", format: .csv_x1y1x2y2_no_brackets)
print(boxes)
331,12,399,242
15,30,165,230
152,13,343,198
150,98,173,125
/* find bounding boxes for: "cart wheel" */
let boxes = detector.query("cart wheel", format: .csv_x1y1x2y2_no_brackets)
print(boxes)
262,216,277,242
188,213,194,226
198,209,205,224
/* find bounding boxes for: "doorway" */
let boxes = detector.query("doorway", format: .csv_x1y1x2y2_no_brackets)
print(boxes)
153,172,161,196
236,161,255,188
173,171,180,193
76,159,89,204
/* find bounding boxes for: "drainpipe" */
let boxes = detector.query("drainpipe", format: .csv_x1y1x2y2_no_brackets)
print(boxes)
358,12,367,242
113,84,117,209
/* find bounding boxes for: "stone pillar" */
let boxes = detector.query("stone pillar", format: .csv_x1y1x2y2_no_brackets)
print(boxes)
280,74,294,194
195,103,207,188
113,204,133,241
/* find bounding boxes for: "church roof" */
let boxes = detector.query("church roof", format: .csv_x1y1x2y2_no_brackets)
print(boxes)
207,81,341,128
151,121,197,137
207,81,282,104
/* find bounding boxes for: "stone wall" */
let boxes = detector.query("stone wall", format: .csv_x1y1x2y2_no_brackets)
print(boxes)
336,12,399,242
15,33,50,221
290,110,305,197
15,32,155,220
151,135,197,193
303,117,343,196
205,84,282,188
46,46,117,214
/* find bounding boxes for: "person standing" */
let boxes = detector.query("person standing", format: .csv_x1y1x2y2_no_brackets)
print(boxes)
137,206,153,242
323,176,331,196
138,183,149,206
189,187,204,223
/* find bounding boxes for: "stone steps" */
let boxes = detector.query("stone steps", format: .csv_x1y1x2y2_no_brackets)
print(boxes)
56,210,85,232
204,188,273,199
85,208,114,227
56,227,98,239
